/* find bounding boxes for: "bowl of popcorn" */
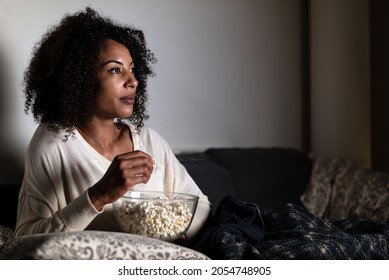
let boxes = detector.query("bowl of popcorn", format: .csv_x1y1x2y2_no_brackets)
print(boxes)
112,191,199,241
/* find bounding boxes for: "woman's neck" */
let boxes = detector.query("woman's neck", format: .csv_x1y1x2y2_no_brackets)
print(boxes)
76,119,133,161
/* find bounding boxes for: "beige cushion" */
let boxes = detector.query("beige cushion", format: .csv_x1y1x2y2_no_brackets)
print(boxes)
301,155,389,222
0,230,209,260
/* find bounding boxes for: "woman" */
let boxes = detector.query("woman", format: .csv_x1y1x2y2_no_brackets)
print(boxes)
15,7,211,243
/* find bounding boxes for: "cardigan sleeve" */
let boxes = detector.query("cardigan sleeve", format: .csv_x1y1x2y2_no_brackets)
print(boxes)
14,125,103,236
15,189,101,236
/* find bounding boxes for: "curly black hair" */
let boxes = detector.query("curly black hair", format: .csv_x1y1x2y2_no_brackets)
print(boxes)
23,7,156,134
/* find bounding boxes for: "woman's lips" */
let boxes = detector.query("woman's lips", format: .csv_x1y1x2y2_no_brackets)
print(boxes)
120,95,135,105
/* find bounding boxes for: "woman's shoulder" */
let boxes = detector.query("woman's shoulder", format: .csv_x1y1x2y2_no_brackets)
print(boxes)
30,123,70,141
27,123,76,154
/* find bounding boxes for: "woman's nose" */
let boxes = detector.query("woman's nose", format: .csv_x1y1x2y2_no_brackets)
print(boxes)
125,72,138,88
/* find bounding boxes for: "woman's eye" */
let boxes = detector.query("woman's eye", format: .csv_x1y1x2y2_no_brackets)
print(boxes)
130,67,136,73
108,67,121,74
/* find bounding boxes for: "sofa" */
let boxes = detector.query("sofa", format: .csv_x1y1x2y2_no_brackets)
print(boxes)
1,147,389,259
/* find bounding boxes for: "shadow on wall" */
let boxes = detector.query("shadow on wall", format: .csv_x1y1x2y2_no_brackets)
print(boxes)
0,48,24,184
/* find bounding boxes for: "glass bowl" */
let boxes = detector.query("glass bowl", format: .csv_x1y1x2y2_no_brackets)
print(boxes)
112,190,199,241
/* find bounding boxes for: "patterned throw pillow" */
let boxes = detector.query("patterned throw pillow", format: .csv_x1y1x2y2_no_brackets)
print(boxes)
0,231,210,260
301,155,389,222
0,225,13,254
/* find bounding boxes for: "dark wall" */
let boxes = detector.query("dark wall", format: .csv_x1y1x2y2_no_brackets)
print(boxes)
370,0,389,172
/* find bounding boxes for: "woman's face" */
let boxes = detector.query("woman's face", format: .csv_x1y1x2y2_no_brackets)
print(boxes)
94,39,138,120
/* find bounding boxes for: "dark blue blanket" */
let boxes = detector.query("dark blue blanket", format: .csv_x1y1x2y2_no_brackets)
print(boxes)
192,195,265,259
192,196,389,259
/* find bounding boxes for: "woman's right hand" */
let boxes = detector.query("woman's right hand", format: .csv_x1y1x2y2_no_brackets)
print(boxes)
88,150,154,211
